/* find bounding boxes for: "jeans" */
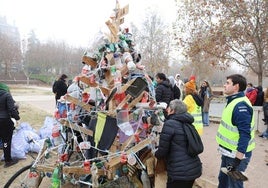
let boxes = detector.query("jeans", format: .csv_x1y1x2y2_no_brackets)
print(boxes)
261,128,268,138
0,138,3,149
202,112,209,125
218,152,252,188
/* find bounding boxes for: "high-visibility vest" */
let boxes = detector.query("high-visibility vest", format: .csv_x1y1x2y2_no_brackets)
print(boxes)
184,94,203,135
216,97,255,152
192,103,203,135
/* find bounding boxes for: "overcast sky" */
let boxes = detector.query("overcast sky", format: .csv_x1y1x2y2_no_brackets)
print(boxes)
0,0,177,47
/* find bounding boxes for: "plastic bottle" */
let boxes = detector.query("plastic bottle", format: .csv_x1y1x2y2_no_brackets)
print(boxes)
122,52,136,71
27,171,39,187
95,88,103,108
51,167,60,188
51,124,62,146
54,109,60,119
158,110,165,122
140,170,151,188
114,70,122,92
110,65,116,76
113,53,123,69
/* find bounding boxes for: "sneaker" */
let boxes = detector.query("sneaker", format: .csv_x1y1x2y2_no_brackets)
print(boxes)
262,119,268,125
4,159,19,168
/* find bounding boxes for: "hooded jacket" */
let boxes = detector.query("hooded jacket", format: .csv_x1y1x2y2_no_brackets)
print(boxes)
53,78,68,100
155,80,173,105
155,112,202,181
0,89,20,120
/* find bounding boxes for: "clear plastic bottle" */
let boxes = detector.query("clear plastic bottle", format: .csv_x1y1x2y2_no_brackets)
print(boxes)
51,124,62,146
95,88,103,108
113,53,122,69
122,52,136,71
114,70,122,92
140,170,151,188
27,171,39,187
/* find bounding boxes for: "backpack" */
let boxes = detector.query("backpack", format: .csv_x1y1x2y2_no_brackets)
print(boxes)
183,123,204,157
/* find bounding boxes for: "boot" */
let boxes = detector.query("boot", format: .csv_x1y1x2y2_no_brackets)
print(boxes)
4,159,19,168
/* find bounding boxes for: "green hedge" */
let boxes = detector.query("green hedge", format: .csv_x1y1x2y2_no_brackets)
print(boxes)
30,74,56,84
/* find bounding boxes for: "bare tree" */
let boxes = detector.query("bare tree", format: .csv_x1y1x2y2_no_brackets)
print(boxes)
24,30,85,79
0,33,22,75
24,30,41,75
174,0,268,85
136,9,172,76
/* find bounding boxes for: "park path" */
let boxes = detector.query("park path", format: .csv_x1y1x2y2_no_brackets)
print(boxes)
13,86,56,115
10,86,268,187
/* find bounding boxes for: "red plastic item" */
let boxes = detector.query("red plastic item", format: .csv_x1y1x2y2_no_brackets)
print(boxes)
54,110,60,119
82,92,90,103
143,123,149,130
134,133,140,143
84,161,91,172
120,152,127,164
60,153,68,162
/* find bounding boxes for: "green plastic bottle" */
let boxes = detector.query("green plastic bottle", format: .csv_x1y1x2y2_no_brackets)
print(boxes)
51,167,60,188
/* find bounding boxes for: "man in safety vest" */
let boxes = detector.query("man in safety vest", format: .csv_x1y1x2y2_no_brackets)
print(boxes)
216,74,255,188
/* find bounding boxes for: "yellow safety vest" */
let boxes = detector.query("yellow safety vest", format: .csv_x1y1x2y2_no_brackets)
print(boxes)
192,103,203,135
184,94,203,135
216,97,255,152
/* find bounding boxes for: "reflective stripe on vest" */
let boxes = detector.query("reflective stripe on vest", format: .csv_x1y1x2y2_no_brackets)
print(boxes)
192,103,203,132
216,96,255,152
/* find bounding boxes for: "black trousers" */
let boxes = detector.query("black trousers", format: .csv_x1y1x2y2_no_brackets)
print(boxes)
0,118,15,162
167,177,195,188
263,102,268,123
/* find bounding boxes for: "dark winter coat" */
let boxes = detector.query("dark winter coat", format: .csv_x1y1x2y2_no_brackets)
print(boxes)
172,85,181,100
254,86,264,106
0,89,20,120
155,80,174,105
53,78,68,101
155,112,202,181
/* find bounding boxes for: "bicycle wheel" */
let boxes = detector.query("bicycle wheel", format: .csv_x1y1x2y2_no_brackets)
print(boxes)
4,164,43,188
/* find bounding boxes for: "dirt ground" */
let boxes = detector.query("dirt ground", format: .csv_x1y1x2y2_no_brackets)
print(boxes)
1,85,268,187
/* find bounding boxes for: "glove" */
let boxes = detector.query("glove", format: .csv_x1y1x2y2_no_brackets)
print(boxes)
227,170,248,181
221,158,248,181
228,157,241,171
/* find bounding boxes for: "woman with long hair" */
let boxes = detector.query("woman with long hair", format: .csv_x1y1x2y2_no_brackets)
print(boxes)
199,80,213,126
